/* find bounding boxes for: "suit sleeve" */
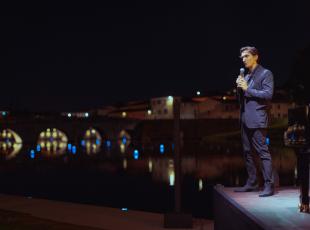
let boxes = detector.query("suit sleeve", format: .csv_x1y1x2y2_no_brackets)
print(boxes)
245,70,274,100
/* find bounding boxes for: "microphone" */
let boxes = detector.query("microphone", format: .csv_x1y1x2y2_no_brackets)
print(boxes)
237,68,245,88
237,68,245,103
240,68,245,78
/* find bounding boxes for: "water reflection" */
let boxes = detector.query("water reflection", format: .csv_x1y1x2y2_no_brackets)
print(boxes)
116,146,297,188
198,179,203,191
0,129,23,159
81,128,102,155
168,159,175,186
37,128,68,156
118,130,131,154
123,158,128,170
148,158,153,173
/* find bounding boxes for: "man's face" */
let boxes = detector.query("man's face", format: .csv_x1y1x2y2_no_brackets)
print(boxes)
241,51,258,69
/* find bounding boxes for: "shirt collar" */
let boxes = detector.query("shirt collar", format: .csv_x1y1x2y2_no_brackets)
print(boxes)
249,64,260,76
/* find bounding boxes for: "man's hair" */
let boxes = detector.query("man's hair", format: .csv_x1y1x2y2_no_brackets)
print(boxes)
240,46,259,56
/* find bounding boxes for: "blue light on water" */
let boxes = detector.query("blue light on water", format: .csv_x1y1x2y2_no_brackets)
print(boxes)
160,144,165,154
30,150,35,159
106,140,111,148
36,145,41,152
122,137,127,144
72,146,77,154
266,137,270,145
291,133,295,141
96,139,100,145
133,149,139,160
172,143,174,151
121,208,128,211
81,140,86,147
67,143,72,151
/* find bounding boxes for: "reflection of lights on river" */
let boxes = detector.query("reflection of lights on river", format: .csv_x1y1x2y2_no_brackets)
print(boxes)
160,144,165,154
198,179,203,191
81,128,102,155
123,158,128,170
133,149,139,160
118,130,131,154
148,158,153,173
168,159,175,186
120,143,126,154
37,128,68,156
0,129,23,159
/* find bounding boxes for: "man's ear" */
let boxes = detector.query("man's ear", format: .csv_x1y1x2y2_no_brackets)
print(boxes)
254,55,259,62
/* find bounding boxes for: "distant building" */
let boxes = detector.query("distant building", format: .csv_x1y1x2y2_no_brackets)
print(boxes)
269,89,294,120
94,89,293,121
96,100,151,120
149,96,178,120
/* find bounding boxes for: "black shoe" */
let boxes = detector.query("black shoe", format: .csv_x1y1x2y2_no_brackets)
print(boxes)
259,183,274,197
234,183,259,192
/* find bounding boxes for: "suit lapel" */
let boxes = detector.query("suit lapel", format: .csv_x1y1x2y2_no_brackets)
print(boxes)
247,65,261,89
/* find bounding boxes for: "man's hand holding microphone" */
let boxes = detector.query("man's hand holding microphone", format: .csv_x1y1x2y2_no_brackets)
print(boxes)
236,68,248,91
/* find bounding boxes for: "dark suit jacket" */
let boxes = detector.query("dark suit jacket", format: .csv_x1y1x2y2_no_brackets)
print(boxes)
238,64,274,129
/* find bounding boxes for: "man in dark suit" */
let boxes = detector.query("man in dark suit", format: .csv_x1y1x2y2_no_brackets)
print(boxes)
234,46,274,197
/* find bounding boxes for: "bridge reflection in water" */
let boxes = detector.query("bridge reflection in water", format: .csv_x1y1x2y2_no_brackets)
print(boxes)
0,119,296,217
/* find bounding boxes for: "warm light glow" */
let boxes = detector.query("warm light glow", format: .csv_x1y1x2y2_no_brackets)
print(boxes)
86,130,91,137
196,91,201,96
148,159,153,173
147,110,152,115
37,128,68,156
167,96,174,106
0,129,23,159
67,113,72,118
122,112,127,118
118,130,131,153
199,179,203,191
123,158,128,170
223,96,227,100
168,159,175,186
82,128,102,155
169,170,175,186
120,143,126,154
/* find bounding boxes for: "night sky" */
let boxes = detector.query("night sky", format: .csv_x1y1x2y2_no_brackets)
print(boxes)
1,1,310,111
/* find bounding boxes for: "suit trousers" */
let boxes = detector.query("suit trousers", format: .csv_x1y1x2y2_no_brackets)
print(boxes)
241,123,273,185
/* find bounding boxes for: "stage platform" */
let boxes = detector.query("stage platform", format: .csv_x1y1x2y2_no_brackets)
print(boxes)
214,185,310,230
